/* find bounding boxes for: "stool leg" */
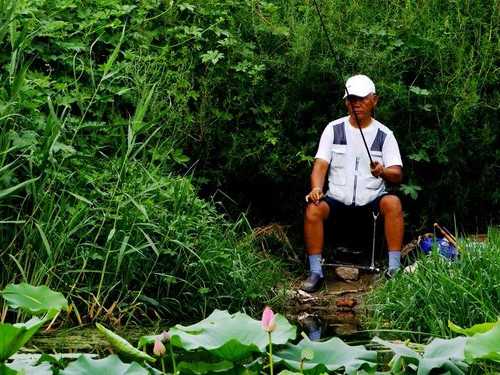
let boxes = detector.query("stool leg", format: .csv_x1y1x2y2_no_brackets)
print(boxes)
370,211,379,271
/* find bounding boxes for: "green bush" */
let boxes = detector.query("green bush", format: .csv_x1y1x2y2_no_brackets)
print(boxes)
366,228,500,339
0,0,498,323
1,159,286,322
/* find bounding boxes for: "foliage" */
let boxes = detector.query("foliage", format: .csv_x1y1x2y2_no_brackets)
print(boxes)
1,299,498,374
375,320,500,374
462,321,500,363
93,309,499,374
1,283,68,318
449,320,498,337
0,284,66,366
0,318,46,362
96,323,156,363
273,337,377,375
0,0,498,326
0,0,291,325
60,355,148,375
366,228,500,338
373,336,469,374
169,310,296,361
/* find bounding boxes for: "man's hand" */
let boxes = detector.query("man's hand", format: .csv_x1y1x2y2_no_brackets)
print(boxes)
305,187,324,205
370,161,385,178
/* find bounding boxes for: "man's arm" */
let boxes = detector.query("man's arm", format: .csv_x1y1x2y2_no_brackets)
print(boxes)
306,159,329,204
371,162,403,184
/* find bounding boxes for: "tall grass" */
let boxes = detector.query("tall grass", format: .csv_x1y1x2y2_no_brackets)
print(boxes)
366,228,500,340
0,0,289,325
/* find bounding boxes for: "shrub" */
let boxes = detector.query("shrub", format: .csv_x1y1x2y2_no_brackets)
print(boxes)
1,159,286,323
366,228,500,339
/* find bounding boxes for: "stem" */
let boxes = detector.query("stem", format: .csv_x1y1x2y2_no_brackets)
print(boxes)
268,331,274,375
161,357,166,374
169,342,177,374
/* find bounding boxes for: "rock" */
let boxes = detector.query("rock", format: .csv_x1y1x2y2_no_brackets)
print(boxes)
335,297,357,308
335,267,359,281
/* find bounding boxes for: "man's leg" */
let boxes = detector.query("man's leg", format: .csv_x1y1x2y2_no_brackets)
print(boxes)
302,200,330,292
379,195,404,273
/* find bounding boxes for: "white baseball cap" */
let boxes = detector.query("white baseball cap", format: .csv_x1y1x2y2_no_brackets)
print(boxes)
343,74,376,98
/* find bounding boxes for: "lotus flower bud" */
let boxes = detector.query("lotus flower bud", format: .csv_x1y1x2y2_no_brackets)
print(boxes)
153,337,166,357
261,306,277,332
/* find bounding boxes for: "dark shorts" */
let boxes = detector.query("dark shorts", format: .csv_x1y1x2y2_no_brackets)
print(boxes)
323,193,392,217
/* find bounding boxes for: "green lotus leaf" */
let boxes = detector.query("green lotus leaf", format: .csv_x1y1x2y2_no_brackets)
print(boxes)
464,320,500,363
419,337,468,374
177,360,234,374
373,336,468,375
273,337,377,375
96,324,155,363
60,355,148,375
0,363,17,375
0,318,46,362
169,310,296,361
6,359,52,374
1,284,68,317
448,320,498,336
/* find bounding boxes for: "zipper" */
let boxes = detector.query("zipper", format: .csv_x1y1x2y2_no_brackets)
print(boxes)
352,157,359,205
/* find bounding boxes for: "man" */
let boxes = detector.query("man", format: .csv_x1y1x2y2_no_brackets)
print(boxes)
302,74,404,293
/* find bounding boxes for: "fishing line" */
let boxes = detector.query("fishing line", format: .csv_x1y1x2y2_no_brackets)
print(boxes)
311,0,374,166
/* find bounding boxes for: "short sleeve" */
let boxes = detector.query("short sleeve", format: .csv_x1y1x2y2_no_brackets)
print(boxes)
382,132,403,167
314,124,333,163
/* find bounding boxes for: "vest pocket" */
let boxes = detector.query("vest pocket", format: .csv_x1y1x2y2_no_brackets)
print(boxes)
332,169,346,185
332,145,347,166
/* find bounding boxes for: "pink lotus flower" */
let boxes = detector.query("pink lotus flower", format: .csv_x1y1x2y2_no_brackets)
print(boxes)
153,337,166,357
261,306,277,332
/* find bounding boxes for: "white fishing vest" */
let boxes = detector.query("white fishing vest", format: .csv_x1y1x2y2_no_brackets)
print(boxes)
326,120,388,206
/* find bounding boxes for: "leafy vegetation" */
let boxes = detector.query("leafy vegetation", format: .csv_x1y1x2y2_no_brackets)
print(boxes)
0,0,296,324
0,0,498,326
1,284,499,374
366,228,500,339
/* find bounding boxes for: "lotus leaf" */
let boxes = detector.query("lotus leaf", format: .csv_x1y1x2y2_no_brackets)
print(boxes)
373,337,468,375
0,318,46,362
1,284,68,317
0,363,17,375
6,359,52,374
169,310,296,361
273,337,377,375
448,320,498,336
464,320,500,363
177,360,234,374
61,355,147,375
96,324,155,363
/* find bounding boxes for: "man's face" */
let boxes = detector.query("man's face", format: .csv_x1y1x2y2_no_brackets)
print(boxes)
344,93,378,122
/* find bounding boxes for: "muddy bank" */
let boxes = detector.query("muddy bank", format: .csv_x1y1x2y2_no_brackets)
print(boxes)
284,271,379,338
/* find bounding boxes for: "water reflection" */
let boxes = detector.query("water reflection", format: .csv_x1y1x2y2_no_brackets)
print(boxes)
301,315,322,341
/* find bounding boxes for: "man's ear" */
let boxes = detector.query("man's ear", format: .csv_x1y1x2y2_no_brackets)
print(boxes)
372,94,379,107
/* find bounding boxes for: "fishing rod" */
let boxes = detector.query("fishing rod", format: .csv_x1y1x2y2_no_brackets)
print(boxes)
311,0,374,167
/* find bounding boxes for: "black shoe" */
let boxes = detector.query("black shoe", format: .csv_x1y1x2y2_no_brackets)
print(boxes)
300,273,325,293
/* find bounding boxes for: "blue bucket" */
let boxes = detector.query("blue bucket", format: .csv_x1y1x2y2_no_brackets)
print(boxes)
419,236,458,260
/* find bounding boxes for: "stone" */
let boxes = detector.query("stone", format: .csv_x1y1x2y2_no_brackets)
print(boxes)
335,297,357,308
335,266,359,281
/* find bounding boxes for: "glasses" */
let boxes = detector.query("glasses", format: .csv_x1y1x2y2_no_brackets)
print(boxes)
345,94,373,102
